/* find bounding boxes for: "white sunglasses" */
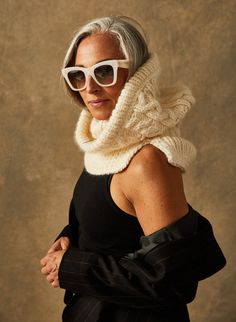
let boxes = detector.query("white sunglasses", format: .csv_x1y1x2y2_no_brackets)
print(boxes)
61,59,129,91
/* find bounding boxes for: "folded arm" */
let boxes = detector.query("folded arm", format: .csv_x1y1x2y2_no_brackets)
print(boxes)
58,204,226,308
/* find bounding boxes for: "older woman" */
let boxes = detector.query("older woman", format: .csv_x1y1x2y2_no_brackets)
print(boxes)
40,16,226,322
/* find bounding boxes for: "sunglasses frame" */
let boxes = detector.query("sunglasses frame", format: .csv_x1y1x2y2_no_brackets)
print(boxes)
61,59,130,91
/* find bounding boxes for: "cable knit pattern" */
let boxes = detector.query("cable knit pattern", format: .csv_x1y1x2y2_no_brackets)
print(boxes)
74,53,197,175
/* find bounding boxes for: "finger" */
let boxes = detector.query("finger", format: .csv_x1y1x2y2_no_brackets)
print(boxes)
61,238,70,250
40,256,48,266
41,265,53,275
52,277,59,288
40,253,54,266
47,274,55,283
47,270,58,283
41,257,58,273
47,241,60,254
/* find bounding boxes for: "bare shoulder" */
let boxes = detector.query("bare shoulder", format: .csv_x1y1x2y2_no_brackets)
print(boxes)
125,144,182,182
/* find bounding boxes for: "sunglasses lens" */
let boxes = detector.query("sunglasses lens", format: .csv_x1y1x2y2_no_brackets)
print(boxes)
68,70,86,90
94,65,114,85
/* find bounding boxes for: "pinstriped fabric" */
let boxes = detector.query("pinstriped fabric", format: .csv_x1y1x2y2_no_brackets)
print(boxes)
62,296,103,322
83,300,102,322
62,294,190,321
75,298,94,321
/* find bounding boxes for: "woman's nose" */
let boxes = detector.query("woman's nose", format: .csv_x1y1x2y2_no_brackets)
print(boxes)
86,75,101,93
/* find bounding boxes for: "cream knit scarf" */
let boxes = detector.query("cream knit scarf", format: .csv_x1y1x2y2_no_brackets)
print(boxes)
74,54,197,175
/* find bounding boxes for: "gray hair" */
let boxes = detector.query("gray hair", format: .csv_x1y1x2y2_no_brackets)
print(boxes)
62,16,150,105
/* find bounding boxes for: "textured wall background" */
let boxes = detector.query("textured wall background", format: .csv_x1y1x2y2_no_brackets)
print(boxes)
0,0,235,321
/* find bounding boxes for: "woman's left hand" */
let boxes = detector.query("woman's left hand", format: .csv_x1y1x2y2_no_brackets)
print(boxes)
40,250,66,288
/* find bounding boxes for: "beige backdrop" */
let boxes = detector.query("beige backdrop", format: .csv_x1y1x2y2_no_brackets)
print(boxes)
0,0,235,321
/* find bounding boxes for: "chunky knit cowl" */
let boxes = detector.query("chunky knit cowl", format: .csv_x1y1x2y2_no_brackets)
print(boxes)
74,54,197,175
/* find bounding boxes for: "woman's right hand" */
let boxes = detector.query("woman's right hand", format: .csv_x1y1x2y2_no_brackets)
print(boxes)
47,237,70,254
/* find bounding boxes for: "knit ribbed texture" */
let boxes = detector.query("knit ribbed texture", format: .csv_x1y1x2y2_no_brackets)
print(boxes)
74,54,197,175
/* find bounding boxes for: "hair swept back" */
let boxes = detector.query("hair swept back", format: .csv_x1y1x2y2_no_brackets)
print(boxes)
62,16,150,106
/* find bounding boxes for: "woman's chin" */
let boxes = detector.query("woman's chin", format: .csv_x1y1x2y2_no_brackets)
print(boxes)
93,113,112,121
88,106,114,120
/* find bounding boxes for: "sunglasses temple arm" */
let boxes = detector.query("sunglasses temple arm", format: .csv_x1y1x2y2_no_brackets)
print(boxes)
118,60,130,69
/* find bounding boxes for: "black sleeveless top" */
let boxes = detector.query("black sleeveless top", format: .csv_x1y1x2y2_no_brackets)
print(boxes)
72,168,144,256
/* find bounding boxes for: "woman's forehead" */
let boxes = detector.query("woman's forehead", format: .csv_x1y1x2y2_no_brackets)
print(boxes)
75,33,124,67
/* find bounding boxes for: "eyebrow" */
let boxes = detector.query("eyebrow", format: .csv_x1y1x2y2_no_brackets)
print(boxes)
75,58,114,67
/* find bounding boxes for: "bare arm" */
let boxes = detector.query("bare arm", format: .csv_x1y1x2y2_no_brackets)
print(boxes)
122,145,189,235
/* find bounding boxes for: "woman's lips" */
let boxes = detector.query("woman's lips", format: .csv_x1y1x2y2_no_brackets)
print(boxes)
88,99,110,107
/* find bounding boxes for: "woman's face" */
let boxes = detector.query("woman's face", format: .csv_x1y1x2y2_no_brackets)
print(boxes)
75,33,129,120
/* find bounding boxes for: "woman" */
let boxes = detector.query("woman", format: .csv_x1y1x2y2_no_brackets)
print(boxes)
40,16,226,322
